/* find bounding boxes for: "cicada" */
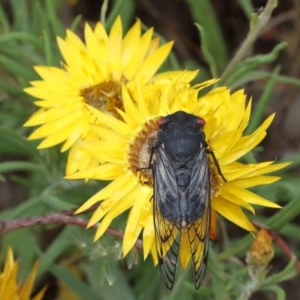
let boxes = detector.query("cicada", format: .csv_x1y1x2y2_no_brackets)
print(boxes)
150,111,224,290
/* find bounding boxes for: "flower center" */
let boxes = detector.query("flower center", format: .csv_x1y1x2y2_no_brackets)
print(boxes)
128,119,159,186
80,81,123,118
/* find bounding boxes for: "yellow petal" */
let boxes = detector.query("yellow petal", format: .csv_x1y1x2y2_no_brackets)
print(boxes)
123,28,154,78
234,175,281,188
61,124,90,152
150,243,159,265
221,114,275,164
86,105,131,136
209,129,242,159
142,214,155,259
32,286,48,300
57,34,85,70
24,103,82,126
84,23,108,78
228,184,281,208
108,16,123,79
80,140,126,164
223,161,274,180
19,260,39,300
33,65,67,81
180,230,192,268
67,163,123,181
27,109,86,139
93,185,140,240
123,185,152,256
135,42,173,83
75,172,137,213
93,21,108,40
218,184,256,213
34,117,89,151
66,144,98,175
212,197,256,231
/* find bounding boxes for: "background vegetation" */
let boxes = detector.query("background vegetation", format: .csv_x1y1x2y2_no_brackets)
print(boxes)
0,0,299,299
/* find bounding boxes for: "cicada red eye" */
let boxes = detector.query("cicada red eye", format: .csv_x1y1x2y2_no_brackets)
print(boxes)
157,117,166,127
197,117,206,126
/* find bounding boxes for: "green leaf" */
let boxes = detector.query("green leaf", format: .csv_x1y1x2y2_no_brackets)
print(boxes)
1,229,39,274
0,80,25,95
0,32,40,46
218,234,253,261
0,161,42,174
106,0,135,31
0,127,40,158
0,54,36,78
261,285,286,300
42,193,76,211
51,264,99,300
10,0,29,31
195,23,218,78
45,0,65,36
186,0,228,69
246,65,281,134
166,266,193,300
263,256,298,286
266,195,300,230
0,2,9,30
223,42,286,87
83,259,135,300
37,226,78,279
237,0,254,18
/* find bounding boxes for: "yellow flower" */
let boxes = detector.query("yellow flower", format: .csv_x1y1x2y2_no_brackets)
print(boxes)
0,248,46,300
66,70,198,174
24,16,173,153
66,79,288,268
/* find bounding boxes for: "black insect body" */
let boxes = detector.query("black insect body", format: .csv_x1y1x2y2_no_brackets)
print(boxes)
152,110,215,290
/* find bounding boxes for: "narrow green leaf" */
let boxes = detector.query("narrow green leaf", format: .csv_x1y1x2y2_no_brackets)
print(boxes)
37,226,77,279
186,0,228,69
106,0,134,31
45,0,65,36
223,42,286,87
0,54,36,78
0,81,24,94
263,256,298,286
266,196,300,230
42,193,76,211
246,65,281,134
0,161,42,173
261,285,286,300
0,32,40,46
0,2,9,30
10,0,29,31
51,264,99,300
195,23,218,77
237,0,254,18
0,127,40,158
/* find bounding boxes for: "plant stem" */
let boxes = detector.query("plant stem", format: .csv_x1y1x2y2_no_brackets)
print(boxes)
220,0,278,84
0,205,142,249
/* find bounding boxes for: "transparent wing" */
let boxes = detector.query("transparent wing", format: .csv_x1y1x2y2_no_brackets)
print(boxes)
153,147,180,290
187,205,210,288
187,147,210,289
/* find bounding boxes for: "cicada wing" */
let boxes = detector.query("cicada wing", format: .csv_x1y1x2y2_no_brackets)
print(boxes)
187,206,210,289
154,206,181,290
186,147,211,289
153,147,181,290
